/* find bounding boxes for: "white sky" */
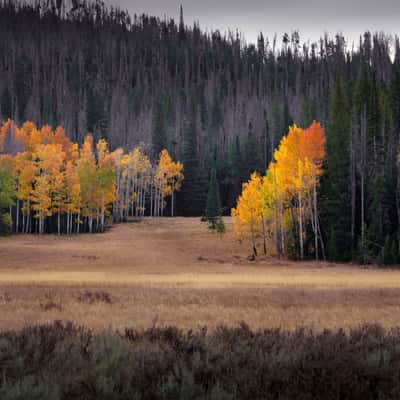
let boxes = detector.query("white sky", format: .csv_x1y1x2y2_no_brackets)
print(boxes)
106,0,400,48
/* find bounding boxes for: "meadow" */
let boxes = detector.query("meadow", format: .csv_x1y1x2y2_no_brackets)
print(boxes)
1,217,400,332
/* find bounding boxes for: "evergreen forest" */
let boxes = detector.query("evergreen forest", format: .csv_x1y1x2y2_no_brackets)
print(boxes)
1,0,400,263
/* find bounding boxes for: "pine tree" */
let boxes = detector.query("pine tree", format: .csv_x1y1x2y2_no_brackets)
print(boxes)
394,52,400,256
179,101,207,216
242,121,262,180
1,87,12,120
205,167,222,229
321,79,352,261
151,97,168,157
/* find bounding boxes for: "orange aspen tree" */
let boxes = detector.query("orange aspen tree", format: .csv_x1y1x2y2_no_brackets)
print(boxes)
47,144,66,235
303,121,326,259
233,122,325,259
15,152,36,233
273,123,325,259
30,143,64,234
31,145,51,234
1,120,186,234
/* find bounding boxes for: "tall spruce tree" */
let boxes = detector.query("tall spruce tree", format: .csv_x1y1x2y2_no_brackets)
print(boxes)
151,97,168,157
365,74,385,260
205,167,222,228
394,52,400,257
1,87,12,121
243,121,262,180
322,78,352,261
179,100,207,216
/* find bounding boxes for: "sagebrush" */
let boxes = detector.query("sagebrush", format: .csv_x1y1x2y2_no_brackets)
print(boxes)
1,322,400,399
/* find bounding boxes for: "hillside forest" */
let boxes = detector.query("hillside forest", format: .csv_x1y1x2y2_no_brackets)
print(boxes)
1,0,400,263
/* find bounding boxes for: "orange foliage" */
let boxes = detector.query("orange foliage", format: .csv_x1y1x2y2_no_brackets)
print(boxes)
232,121,326,259
1,120,184,234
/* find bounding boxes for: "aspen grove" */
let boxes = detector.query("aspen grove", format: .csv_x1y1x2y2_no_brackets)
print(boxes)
0,120,183,234
232,121,326,260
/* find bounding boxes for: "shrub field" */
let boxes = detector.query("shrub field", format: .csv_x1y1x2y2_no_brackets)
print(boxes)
1,322,400,399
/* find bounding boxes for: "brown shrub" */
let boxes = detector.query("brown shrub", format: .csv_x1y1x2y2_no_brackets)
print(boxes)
1,322,400,399
39,292,62,311
77,290,112,305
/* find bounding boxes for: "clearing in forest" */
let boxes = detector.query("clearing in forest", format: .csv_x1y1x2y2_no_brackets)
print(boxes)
0,217,400,331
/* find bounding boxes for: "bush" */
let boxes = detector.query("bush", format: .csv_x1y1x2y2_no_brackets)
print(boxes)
0,212,12,236
77,290,112,304
1,322,400,399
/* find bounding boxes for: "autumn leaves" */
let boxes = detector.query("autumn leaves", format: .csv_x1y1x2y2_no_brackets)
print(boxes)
232,122,326,259
0,120,183,234
0,116,325,251
113,148,183,221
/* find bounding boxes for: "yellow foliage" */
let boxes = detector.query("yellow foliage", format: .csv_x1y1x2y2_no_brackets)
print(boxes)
232,121,326,258
1,119,184,233
232,173,263,254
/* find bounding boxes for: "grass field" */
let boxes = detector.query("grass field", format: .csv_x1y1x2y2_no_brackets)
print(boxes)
1,217,400,331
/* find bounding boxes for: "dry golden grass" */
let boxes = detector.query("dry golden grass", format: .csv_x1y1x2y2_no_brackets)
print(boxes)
1,217,400,331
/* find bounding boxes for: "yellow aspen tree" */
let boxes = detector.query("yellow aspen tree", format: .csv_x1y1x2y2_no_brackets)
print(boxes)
272,123,325,259
65,160,81,234
31,144,51,234
260,166,279,256
49,144,66,235
15,152,36,233
96,139,116,231
155,149,184,217
274,125,309,259
77,134,97,233
231,172,263,257
1,120,186,234
133,148,151,218
155,149,171,216
303,121,326,259
111,148,127,222
167,154,184,217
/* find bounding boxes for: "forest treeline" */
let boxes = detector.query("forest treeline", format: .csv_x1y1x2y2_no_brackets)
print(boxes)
0,120,183,234
0,0,400,262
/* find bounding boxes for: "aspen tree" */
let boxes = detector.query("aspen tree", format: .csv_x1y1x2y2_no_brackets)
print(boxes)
96,139,116,231
232,173,263,257
0,155,15,234
1,120,185,234
233,122,325,259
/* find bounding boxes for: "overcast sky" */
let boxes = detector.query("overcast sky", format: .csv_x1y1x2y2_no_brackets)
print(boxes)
105,0,400,48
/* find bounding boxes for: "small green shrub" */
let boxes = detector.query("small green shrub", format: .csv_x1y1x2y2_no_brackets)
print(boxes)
0,212,12,236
